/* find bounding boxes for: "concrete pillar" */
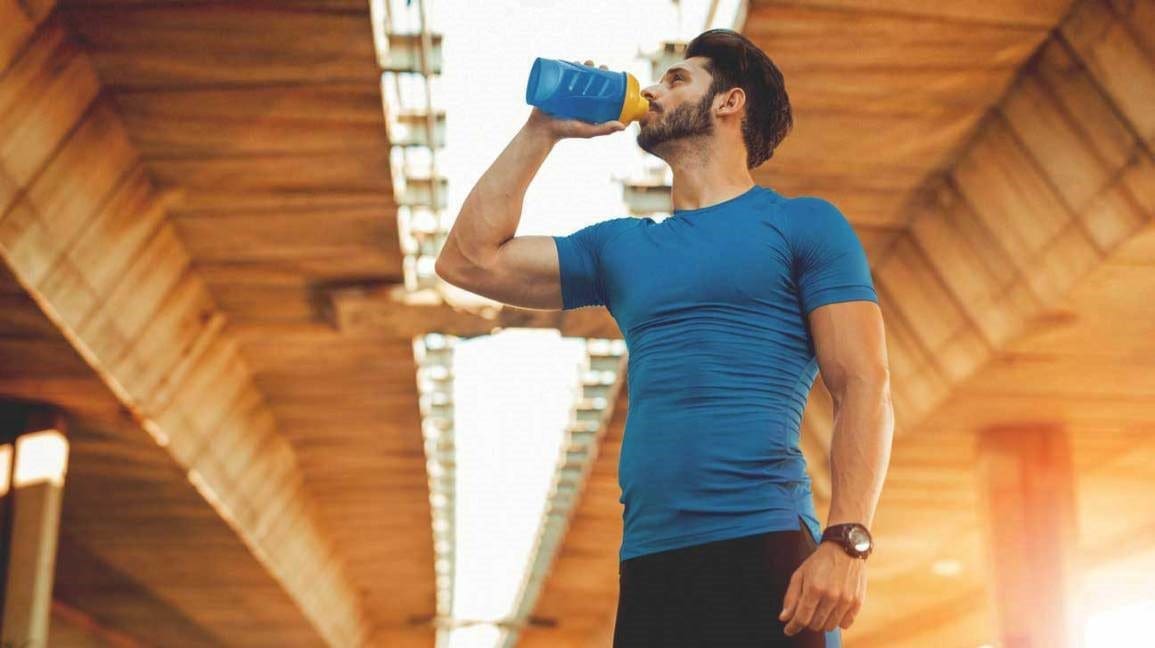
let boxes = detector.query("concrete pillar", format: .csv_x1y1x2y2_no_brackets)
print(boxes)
0,407,69,648
976,423,1080,648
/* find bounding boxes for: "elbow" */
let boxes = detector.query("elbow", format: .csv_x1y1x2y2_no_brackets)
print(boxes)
433,255,453,282
830,366,891,408
434,236,485,287
434,238,464,284
870,366,892,395
435,251,490,294
876,372,894,410
434,256,467,289
433,247,465,285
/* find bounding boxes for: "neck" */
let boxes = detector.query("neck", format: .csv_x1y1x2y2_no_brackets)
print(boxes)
665,134,756,212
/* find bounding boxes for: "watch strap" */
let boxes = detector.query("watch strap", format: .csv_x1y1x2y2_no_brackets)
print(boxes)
821,523,873,559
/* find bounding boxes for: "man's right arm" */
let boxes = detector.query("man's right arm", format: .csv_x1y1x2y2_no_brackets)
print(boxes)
434,119,565,310
434,68,625,311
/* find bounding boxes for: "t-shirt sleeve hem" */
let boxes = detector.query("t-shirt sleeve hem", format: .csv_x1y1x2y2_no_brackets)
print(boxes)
552,235,575,310
801,285,878,317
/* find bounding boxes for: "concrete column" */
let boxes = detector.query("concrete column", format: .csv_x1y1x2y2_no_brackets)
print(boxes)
976,422,1080,648
0,407,69,648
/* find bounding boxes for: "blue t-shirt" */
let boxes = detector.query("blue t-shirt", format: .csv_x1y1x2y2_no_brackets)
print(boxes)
553,184,878,568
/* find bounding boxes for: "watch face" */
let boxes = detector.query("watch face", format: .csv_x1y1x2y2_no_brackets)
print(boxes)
848,527,871,552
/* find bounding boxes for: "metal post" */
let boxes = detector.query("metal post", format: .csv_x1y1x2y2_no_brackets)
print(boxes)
0,407,69,648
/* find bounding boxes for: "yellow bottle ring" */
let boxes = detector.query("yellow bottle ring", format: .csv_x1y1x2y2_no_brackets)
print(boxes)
618,72,650,124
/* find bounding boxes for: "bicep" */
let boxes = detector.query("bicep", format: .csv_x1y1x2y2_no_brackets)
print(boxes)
808,300,890,398
439,235,564,310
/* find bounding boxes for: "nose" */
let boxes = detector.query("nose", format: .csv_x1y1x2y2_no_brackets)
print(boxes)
641,85,659,107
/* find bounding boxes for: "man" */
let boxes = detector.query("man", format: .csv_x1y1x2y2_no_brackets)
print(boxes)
435,28,893,647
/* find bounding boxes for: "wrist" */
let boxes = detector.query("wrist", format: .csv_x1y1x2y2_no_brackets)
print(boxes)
821,522,874,559
522,117,560,147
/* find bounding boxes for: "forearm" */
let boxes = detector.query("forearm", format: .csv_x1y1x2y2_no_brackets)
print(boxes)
437,121,556,272
826,377,894,529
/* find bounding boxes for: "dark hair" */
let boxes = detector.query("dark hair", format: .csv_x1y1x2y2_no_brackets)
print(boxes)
684,29,792,169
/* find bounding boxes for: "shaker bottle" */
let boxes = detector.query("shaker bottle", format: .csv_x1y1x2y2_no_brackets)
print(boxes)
525,57,650,126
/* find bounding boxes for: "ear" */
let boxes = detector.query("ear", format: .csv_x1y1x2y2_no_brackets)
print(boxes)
717,87,745,117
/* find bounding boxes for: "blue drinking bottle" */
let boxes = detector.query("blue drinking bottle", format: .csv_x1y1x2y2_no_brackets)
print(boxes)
525,57,650,125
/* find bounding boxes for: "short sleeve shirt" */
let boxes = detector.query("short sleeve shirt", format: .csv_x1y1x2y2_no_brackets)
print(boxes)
552,184,878,562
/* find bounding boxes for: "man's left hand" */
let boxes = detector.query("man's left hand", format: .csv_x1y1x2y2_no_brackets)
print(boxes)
778,540,867,635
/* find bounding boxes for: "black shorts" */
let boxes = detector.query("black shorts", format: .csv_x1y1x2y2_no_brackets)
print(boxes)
612,516,839,647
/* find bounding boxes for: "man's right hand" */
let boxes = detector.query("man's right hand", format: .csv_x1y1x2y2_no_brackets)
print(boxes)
525,60,628,142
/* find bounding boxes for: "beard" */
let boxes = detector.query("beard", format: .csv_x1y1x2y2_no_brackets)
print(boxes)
636,90,716,157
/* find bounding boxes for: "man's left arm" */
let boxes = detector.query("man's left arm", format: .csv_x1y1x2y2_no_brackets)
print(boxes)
779,299,894,636
812,299,894,529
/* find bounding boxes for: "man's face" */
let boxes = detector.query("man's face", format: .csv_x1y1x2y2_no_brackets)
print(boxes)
637,57,716,156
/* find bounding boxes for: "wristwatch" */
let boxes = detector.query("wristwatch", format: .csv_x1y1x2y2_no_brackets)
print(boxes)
821,523,873,559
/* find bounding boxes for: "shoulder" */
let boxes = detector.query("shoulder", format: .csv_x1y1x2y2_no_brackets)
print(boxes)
557,215,639,244
601,215,646,232
590,215,646,246
782,195,848,226
779,195,856,240
574,215,642,234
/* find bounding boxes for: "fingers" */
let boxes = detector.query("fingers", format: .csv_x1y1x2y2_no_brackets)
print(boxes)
778,569,802,628
838,600,861,630
782,583,821,637
554,60,623,136
811,571,852,633
838,576,866,629
581,121,624,138
817,594,850,633
784,584,839,636
829,569,866,631
552,119,624,139
781,573,867,636
574,59,609,70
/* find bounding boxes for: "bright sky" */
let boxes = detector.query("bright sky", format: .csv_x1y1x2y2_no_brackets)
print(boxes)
439,0,676,241
450,330,588,647
1084,598,1155,647
1076,547,1155,648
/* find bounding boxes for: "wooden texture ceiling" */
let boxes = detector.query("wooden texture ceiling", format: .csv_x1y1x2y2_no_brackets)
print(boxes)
0,261,329,646
0,0,1152,646
749,0,1075,256
2,0,405,645
51,2,431,640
